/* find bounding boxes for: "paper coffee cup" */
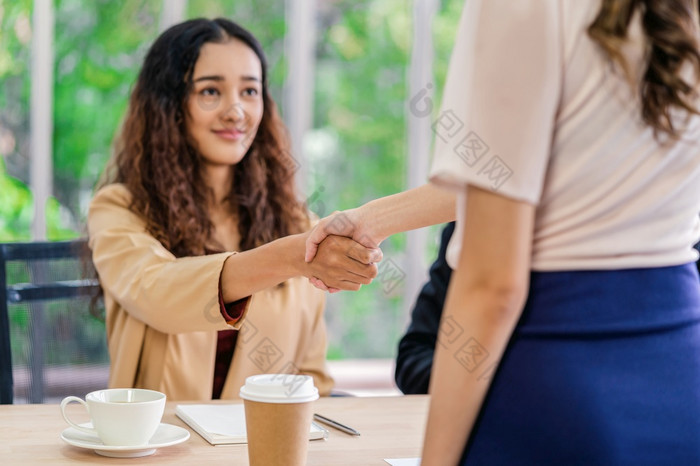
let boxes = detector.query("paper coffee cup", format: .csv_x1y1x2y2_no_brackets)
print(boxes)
240,374,319,466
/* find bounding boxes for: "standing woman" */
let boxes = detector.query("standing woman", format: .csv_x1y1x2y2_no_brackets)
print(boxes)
307,0,700,463
88,18,379,401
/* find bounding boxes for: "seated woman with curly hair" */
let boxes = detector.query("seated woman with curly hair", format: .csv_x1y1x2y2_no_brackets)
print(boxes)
88,18,380,401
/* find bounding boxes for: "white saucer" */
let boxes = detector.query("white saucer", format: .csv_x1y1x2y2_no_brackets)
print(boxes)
60,422,190,458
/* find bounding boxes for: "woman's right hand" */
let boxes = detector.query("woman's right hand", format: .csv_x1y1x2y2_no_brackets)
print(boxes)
304,234,383,292
304,208,381,263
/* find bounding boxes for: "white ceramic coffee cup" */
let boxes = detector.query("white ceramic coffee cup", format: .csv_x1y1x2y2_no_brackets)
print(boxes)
60,388,166,446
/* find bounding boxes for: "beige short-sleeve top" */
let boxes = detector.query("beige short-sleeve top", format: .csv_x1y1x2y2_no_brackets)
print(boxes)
430,0,700,271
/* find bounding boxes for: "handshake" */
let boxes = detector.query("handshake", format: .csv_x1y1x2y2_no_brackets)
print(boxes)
302,209,384,294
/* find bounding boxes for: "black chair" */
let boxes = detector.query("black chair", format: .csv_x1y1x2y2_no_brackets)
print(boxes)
0,239,108,404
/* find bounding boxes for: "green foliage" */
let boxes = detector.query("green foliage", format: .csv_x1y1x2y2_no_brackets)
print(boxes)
308,0,410,358
310,0,462,359
312,0,410,206
0,157,78,241
53,0,161,221
0,0,32,227
0,158,32,241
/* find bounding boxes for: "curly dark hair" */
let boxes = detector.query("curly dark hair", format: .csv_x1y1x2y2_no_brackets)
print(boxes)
101,18,308,257
588,0,700,138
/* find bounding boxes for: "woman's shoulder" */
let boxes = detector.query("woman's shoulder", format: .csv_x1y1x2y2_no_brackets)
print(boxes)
88,183,150,237
88,184,142,227
91,183,133,208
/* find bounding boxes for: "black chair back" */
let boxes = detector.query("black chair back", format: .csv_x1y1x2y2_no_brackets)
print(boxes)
0,240,108,404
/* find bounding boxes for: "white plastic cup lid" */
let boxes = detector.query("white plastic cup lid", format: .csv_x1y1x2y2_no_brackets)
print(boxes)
239,374,319,403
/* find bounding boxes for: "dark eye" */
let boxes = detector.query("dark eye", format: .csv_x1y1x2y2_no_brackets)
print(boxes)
243,88,259,97
196,87,221,109
201,87,220,97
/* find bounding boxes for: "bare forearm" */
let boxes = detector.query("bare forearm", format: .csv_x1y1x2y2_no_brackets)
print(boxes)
221,233,380,301
220,234,304,302
421,186,535,464
360,183,456,243
421,285,524,465
304,183,455,262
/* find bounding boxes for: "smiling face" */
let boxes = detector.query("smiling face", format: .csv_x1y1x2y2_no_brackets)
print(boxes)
186,39,264,171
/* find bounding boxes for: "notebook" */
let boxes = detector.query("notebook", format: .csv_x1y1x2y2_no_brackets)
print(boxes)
175,403,329,445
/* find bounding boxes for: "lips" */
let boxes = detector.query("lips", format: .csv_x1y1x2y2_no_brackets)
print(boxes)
212,128,245,141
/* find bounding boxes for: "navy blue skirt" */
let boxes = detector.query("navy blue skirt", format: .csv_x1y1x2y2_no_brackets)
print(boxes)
461,263,700,465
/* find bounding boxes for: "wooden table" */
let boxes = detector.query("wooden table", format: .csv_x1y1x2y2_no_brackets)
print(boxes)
0,395,428,465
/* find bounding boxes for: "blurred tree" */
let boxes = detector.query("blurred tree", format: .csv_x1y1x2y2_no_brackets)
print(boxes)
0,157,32,241
310,0,411,358
0,0,33,214
53,0,161,227
0,0,77,240
311,0,462,358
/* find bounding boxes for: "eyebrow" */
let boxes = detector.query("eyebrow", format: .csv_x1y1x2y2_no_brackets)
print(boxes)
193,75,262,83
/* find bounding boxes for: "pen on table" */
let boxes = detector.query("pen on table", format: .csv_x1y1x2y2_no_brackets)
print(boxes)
313,413,361,436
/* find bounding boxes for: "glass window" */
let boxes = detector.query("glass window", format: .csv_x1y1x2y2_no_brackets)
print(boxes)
0,0,464,358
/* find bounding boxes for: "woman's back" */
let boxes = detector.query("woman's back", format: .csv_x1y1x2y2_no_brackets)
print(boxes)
538,1,700,270
431,0,700,271
421,2,700,462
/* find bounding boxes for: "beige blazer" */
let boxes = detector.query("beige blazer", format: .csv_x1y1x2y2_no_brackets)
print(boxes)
88,184,334,401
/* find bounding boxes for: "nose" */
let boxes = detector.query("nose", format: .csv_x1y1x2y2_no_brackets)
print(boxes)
221,97,245,123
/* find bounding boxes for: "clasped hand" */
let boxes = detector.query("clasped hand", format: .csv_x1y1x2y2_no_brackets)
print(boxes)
303,210,383,293
304,234,381,292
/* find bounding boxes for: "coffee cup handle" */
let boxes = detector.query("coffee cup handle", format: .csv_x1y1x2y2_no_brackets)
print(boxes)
60,396,98,436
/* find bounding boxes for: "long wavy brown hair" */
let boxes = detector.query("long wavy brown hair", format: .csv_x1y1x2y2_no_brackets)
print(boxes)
100,18,308,257
588,0,700,138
